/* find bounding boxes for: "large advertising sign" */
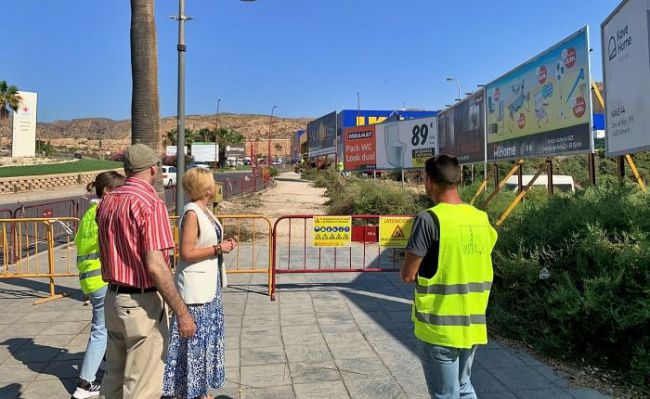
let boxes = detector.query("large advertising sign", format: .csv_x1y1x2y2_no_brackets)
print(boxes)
337,109,438,130
307,111,336,157
336,109,437,162
486,28,592,161
290,130,304,163
375,116,438,169
437,92,485,163
602,0,650,156
224,144,245,158
12,91,38,157
343,125,377,171
191,143,218,163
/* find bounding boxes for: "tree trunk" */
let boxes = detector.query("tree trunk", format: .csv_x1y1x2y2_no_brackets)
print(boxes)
130,0,164,199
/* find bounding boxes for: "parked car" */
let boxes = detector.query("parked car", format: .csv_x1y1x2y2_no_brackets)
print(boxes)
161,165,177,187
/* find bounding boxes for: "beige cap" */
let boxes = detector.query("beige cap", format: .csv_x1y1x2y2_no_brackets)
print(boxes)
123,144,161,172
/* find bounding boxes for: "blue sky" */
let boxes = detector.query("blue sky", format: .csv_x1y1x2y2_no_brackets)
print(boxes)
2,0,619,122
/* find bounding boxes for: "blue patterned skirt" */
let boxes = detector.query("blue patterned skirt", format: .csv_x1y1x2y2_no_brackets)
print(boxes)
163,282,225,398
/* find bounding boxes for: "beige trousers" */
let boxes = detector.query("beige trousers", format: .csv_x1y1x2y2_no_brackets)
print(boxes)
100,289,169,399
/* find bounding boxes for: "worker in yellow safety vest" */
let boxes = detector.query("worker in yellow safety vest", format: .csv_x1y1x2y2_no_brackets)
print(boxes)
71,171,125,399
400,155,497,399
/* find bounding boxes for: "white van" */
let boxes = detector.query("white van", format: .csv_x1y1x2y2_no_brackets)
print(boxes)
505,174,575,193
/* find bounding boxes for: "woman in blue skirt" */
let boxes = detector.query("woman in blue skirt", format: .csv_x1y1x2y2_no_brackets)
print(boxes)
163,168,237,399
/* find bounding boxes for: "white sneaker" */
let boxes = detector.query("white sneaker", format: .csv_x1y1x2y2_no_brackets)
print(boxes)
71,382,101,399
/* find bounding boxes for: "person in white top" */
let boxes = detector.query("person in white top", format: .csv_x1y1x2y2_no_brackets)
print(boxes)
162,167,237,399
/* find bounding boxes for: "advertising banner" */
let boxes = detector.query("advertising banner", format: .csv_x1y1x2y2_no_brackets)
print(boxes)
11,91,37,157
307,111,337,157
166,146,189,156
224,144,245,158
602,0,650,156
379,217,414,248
191,143,218,163
437,92,485,163
343,125,376,171
312,216,352,247
290,130,304,163
375,116,438,169
337,109,438,130
486,28,592,161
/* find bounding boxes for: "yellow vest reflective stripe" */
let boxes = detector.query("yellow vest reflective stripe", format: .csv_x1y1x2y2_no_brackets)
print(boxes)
412,203,498,349
74,203,107,294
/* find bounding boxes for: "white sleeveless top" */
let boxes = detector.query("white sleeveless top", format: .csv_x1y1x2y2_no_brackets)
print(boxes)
174,202,224,304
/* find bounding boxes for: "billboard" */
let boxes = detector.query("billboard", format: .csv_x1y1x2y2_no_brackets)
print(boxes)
375,116,438,169
602,0,650,156
191,143,218,163
336,109,438,162
12,91,38,157
166,146,188,156
437,92,485,163
307,111,336,157
224,144,245,158
343,125,377,171
337,109,438,129
290,130,304,163
486,28,592,161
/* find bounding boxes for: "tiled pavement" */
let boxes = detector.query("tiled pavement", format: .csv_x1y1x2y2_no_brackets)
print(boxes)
0,271,611,399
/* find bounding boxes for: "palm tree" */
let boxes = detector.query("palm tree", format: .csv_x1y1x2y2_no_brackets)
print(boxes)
130,0,163,198
0,81,21,145
0,81,21,119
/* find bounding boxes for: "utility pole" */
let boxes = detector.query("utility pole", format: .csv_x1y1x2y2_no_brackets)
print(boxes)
214,98,220,168
268,105,277,165
172,0,191,216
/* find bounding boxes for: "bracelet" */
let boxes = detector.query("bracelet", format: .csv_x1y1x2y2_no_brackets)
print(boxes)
213,244,220,256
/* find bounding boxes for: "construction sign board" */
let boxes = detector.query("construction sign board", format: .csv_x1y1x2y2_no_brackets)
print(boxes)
379,217,414,248
313,216,352,247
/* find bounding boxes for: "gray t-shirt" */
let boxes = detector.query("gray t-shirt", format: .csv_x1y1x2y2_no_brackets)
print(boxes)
405,210,440,279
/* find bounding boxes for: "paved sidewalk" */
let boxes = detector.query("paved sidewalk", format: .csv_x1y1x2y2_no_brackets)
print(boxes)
0,271,611,399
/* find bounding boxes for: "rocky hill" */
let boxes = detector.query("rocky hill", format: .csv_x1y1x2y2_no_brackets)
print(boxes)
36,113,311,141
0,113,311,156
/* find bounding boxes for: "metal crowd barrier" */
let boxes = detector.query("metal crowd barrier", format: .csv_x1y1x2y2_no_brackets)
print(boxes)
0,217,79,304
170,214,273,295
270,214,408,300
12,199,80,220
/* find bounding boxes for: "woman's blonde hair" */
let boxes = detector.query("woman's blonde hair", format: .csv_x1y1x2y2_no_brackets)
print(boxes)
182,167,215,201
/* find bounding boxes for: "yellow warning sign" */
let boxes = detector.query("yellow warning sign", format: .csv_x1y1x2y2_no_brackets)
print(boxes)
379,217,414,248
313,216,352,247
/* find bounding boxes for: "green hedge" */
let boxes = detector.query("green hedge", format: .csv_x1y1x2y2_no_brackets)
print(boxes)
489,182,650,386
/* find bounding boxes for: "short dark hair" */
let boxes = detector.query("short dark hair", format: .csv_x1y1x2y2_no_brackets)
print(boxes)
424,155,461,186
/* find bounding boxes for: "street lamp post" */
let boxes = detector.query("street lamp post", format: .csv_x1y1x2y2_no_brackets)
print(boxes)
172,0,255,217
214,98,221,168
446,77,462,102
172,0,192,217
268,105,277,165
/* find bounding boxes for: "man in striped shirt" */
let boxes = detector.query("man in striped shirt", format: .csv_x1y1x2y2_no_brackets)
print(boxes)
97,144,196,399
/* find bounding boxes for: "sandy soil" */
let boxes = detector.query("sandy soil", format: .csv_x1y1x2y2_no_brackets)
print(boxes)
215,171,327,241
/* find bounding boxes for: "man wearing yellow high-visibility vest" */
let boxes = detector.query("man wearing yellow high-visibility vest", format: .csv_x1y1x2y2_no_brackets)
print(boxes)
401,155,497,399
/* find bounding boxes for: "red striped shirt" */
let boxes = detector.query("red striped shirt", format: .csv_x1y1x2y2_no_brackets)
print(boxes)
97,177,174,288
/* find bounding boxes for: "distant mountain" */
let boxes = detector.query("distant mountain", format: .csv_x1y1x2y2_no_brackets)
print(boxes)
35,113,312,141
